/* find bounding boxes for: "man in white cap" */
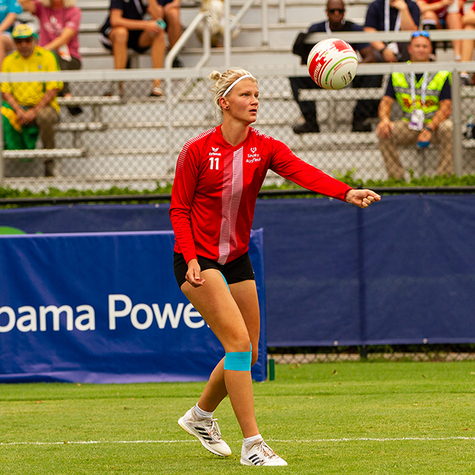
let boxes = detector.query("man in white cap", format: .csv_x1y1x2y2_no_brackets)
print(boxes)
1,24,63,176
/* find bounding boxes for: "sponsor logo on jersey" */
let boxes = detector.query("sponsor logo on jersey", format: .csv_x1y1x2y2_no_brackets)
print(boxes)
246,147,261,163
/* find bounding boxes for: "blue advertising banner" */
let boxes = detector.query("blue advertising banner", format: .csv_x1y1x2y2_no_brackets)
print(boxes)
0,229,267,383
2,195,475,348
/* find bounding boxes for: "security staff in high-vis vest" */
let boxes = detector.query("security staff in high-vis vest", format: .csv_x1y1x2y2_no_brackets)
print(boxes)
377,31,453,179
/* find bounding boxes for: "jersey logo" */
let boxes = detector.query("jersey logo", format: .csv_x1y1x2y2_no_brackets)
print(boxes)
246,147,261,163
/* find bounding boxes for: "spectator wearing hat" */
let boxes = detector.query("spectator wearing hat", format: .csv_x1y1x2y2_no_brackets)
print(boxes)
19,0,83,115
0,0,22,66
1,24,63,176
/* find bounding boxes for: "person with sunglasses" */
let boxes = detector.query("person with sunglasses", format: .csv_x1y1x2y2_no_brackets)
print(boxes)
376,31,453,179
290,0,380,133
1,24,63,177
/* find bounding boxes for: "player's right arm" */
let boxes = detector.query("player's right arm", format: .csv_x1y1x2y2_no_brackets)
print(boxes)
169,143,200,265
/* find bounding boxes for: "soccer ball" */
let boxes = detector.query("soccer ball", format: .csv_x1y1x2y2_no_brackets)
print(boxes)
196,0,241,47
307,38,358,90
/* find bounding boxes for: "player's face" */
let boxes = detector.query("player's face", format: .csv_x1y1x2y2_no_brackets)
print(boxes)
408,37,432,62
225,79,259,124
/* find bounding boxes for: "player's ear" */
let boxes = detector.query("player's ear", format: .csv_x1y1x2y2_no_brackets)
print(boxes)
219,97,229,111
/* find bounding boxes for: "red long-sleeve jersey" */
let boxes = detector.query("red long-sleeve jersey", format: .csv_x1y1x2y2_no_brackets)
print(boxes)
169,126,352,265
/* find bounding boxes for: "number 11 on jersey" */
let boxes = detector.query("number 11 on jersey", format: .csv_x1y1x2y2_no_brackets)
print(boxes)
209,157,219,170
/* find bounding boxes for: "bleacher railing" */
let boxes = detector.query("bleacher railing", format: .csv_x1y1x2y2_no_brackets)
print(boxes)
2,30,475,191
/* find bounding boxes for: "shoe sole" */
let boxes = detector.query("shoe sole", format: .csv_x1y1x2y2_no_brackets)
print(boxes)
177,417,231,457
240,458,288,466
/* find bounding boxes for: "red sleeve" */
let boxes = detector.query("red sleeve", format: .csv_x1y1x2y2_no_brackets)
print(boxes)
269,139,352,201
169,143,200,264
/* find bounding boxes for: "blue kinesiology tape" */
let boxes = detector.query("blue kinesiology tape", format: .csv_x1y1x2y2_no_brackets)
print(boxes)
224,346,252,371
220,271,230,292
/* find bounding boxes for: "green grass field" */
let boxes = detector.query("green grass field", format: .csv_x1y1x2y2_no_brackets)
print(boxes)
0,361,474,474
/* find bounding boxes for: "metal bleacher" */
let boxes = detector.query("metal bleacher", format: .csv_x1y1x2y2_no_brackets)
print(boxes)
2,0,475,190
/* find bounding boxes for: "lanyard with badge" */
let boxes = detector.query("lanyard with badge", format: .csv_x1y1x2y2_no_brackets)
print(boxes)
408,72,429,130
384,0,401,56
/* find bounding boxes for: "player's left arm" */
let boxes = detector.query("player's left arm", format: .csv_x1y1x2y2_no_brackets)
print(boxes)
345,189,381,208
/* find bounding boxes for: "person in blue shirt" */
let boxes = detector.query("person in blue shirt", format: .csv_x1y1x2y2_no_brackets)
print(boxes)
364,0,420,62
290,0,380,134
0,0,22,66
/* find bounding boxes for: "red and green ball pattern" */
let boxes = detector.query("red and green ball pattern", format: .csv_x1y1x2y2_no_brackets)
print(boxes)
307,38,359,90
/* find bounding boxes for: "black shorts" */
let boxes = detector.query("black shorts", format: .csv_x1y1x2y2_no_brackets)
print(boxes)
99,28,150,54
173,252,255,288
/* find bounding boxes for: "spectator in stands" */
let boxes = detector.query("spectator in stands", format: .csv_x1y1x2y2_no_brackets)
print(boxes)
290,0,379,133
19,0,83,115
0,0,22,66
1,24,63,176
417,0,464,60
364,0,420,62
460,3,475,84
377,31,453,179
99,0,167,96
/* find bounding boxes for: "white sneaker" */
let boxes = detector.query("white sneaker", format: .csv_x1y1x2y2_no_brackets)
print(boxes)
178,407,232,457
240,439,287,466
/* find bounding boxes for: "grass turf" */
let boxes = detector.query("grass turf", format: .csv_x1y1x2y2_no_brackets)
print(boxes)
0,361,474,474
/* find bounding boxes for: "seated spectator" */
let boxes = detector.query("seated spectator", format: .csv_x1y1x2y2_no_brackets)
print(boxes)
0,0,22,66
460,3,475,83
364,0,420,63
290,0,380,133
417,0,464,60
19,0,83,115
376,31,453,179
1,24,63,176
99,0,167,96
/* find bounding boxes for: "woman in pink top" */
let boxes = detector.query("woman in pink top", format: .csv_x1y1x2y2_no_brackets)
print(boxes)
19,0,83,114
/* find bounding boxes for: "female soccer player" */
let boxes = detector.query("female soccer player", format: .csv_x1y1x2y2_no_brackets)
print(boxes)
170,68,380,466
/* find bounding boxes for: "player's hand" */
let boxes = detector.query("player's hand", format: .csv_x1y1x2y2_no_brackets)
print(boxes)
345,189,381,209
186,259,206,287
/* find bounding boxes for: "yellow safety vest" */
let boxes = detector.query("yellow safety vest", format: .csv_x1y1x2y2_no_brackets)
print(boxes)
392,69,451,123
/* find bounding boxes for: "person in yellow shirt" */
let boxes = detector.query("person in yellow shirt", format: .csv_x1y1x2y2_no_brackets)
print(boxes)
1,24,63,176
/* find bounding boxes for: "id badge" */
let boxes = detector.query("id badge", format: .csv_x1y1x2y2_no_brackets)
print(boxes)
409,109,425,131
386,42,399,55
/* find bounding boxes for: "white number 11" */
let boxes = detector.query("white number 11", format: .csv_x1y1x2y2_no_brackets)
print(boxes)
209,157,219,170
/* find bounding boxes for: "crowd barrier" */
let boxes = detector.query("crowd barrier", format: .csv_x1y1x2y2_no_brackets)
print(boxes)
1,195,475,355
0,228,267,383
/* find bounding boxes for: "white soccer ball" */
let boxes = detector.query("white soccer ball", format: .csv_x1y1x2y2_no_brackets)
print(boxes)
307,38,358,90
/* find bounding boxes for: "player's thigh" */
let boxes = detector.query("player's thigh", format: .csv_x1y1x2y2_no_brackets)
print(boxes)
229,280,260,363
181,269,250,352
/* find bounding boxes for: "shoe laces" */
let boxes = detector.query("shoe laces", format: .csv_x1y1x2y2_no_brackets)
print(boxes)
252,440,278,459
200,417,223,442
